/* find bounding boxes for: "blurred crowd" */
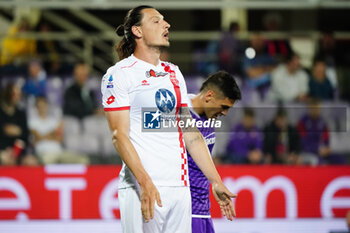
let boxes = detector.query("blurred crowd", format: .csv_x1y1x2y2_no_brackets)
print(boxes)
0,60,103,166
0,17,72,77
197,21,350,166
214,102,346,166
0,18,349,166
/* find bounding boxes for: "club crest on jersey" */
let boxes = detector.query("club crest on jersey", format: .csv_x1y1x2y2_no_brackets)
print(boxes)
106,75,114,88
155,89,176,113
146,69,167,78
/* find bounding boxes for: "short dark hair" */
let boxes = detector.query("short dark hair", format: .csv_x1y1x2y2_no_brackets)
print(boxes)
276,107,287,118
199,70,241,102
229,22,239,32
243,107,255,117
115,5,154,60
312,55,326,67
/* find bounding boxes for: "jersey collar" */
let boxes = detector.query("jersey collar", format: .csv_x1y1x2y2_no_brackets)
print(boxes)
130,54,163,69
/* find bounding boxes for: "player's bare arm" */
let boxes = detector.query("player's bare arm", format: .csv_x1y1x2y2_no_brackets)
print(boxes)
181,107,237,220
105,110,162,222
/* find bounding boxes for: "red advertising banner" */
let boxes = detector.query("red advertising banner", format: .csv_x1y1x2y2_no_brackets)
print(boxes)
0,165,349,220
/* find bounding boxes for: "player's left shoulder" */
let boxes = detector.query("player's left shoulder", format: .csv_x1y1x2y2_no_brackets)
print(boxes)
160,61,185,84
161,61,179,71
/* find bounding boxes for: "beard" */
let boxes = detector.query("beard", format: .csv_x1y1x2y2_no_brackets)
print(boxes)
149,43,170,52
143,35,170,51
159,44,170,49
146,44,170,57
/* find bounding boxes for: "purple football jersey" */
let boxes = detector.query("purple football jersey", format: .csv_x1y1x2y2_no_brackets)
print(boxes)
187,109,216,216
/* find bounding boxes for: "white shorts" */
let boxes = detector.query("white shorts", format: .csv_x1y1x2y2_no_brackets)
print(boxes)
119,186,191,233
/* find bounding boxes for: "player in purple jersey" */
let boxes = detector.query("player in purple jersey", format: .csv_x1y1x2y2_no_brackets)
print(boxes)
187,71,242,233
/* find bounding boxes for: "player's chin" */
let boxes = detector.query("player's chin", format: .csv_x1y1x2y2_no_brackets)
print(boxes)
163,42,170,48
158,41,170,47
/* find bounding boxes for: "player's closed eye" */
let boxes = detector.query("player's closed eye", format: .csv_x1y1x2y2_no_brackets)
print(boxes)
153,18,161,23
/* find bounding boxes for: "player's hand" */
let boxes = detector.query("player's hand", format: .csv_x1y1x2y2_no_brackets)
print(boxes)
140,180,162,222
212,182,237,221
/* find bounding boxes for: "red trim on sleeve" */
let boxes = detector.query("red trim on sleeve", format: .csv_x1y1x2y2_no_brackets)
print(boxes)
180,103,188,107
104,106,130,111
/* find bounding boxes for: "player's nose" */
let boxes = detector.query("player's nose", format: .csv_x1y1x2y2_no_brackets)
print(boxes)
164,20,170,29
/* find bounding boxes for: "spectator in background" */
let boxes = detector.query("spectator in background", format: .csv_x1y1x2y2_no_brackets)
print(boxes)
225,108,263,164
263,108,301,164
297,99,343,165
218,22,242,76
317,31,343,68
242,34,276,101
0,82,38,165
0,17,36,71
263,12,292,61
308,58,334,101
63,62,98,119
22,59,47,98
36,22,65,76
268,52,309,103
29,96,89,164
316,32,340,89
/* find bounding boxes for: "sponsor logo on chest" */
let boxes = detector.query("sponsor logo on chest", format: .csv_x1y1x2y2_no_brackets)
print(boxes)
145,69,168,78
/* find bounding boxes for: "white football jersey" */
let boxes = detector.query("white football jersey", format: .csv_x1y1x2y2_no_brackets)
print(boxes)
101,54,190,188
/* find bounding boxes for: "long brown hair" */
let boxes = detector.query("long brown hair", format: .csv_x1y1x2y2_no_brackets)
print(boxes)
115,5,154,60
1,82,16,105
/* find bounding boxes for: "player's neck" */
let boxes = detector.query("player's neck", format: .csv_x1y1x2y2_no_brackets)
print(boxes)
134,45,161,66
191,94,204,115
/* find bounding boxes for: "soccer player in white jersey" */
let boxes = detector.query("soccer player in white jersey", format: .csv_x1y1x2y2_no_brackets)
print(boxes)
102,6,236,232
